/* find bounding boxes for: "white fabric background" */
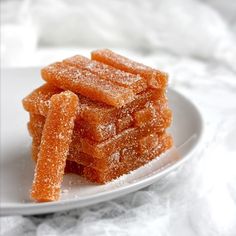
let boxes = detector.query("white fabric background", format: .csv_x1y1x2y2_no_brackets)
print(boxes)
1,0,236,235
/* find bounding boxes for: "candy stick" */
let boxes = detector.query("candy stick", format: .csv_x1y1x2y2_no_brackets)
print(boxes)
31,91,78,202
41,62,135,107
91,49,168,89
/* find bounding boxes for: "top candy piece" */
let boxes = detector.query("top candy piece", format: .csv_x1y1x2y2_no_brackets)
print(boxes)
63,55,147,94
41,62,135,108
91,49,168,89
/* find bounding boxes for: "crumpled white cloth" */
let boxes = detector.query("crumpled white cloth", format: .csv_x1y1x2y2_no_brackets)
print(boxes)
1,0,236,70
1,0,236,235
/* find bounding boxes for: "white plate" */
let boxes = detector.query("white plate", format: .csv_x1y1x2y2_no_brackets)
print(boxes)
0,67,203,216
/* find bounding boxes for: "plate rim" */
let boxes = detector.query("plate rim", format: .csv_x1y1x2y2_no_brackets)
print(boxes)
0,68,204,216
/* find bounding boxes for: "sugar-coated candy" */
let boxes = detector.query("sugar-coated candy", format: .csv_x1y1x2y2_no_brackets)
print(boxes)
23,83,63,116
83,133,173,183
64,55,147,94
31,91,78,202
27,113,45,161
22,49,173,201
41,62,135,107
91,49,168,89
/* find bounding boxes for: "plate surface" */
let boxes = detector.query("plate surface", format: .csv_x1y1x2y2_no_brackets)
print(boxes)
0,67,203,216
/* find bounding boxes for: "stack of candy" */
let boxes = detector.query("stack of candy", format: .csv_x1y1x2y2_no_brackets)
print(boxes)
22,49,173,202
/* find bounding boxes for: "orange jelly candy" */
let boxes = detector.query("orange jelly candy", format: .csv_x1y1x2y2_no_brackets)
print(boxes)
27,114,45,161
29,116,120,171
68,147,121,171
29,113,170,172
133,104,157,127
83,133,173,183
28,106,172,167
31,91,78,202
63,55,147,94
91,49,168,89
23,83,63,116
116,114,134,133
41,62,135,107
23,83,166,124
28,114,83,162
68,133,172,183
68,133,159,171
29,123,173,183
77,119,116,142
80,111,171,159
23,84,168,142
22,49,174,199
79,88,166,124
138,133,159,155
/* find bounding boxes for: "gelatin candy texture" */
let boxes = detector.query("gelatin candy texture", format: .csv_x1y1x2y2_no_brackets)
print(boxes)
23,83,166,124
83,133,173,183
63,55,147,94
31,91,78,202
91,49,168,89
41,62,135,107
